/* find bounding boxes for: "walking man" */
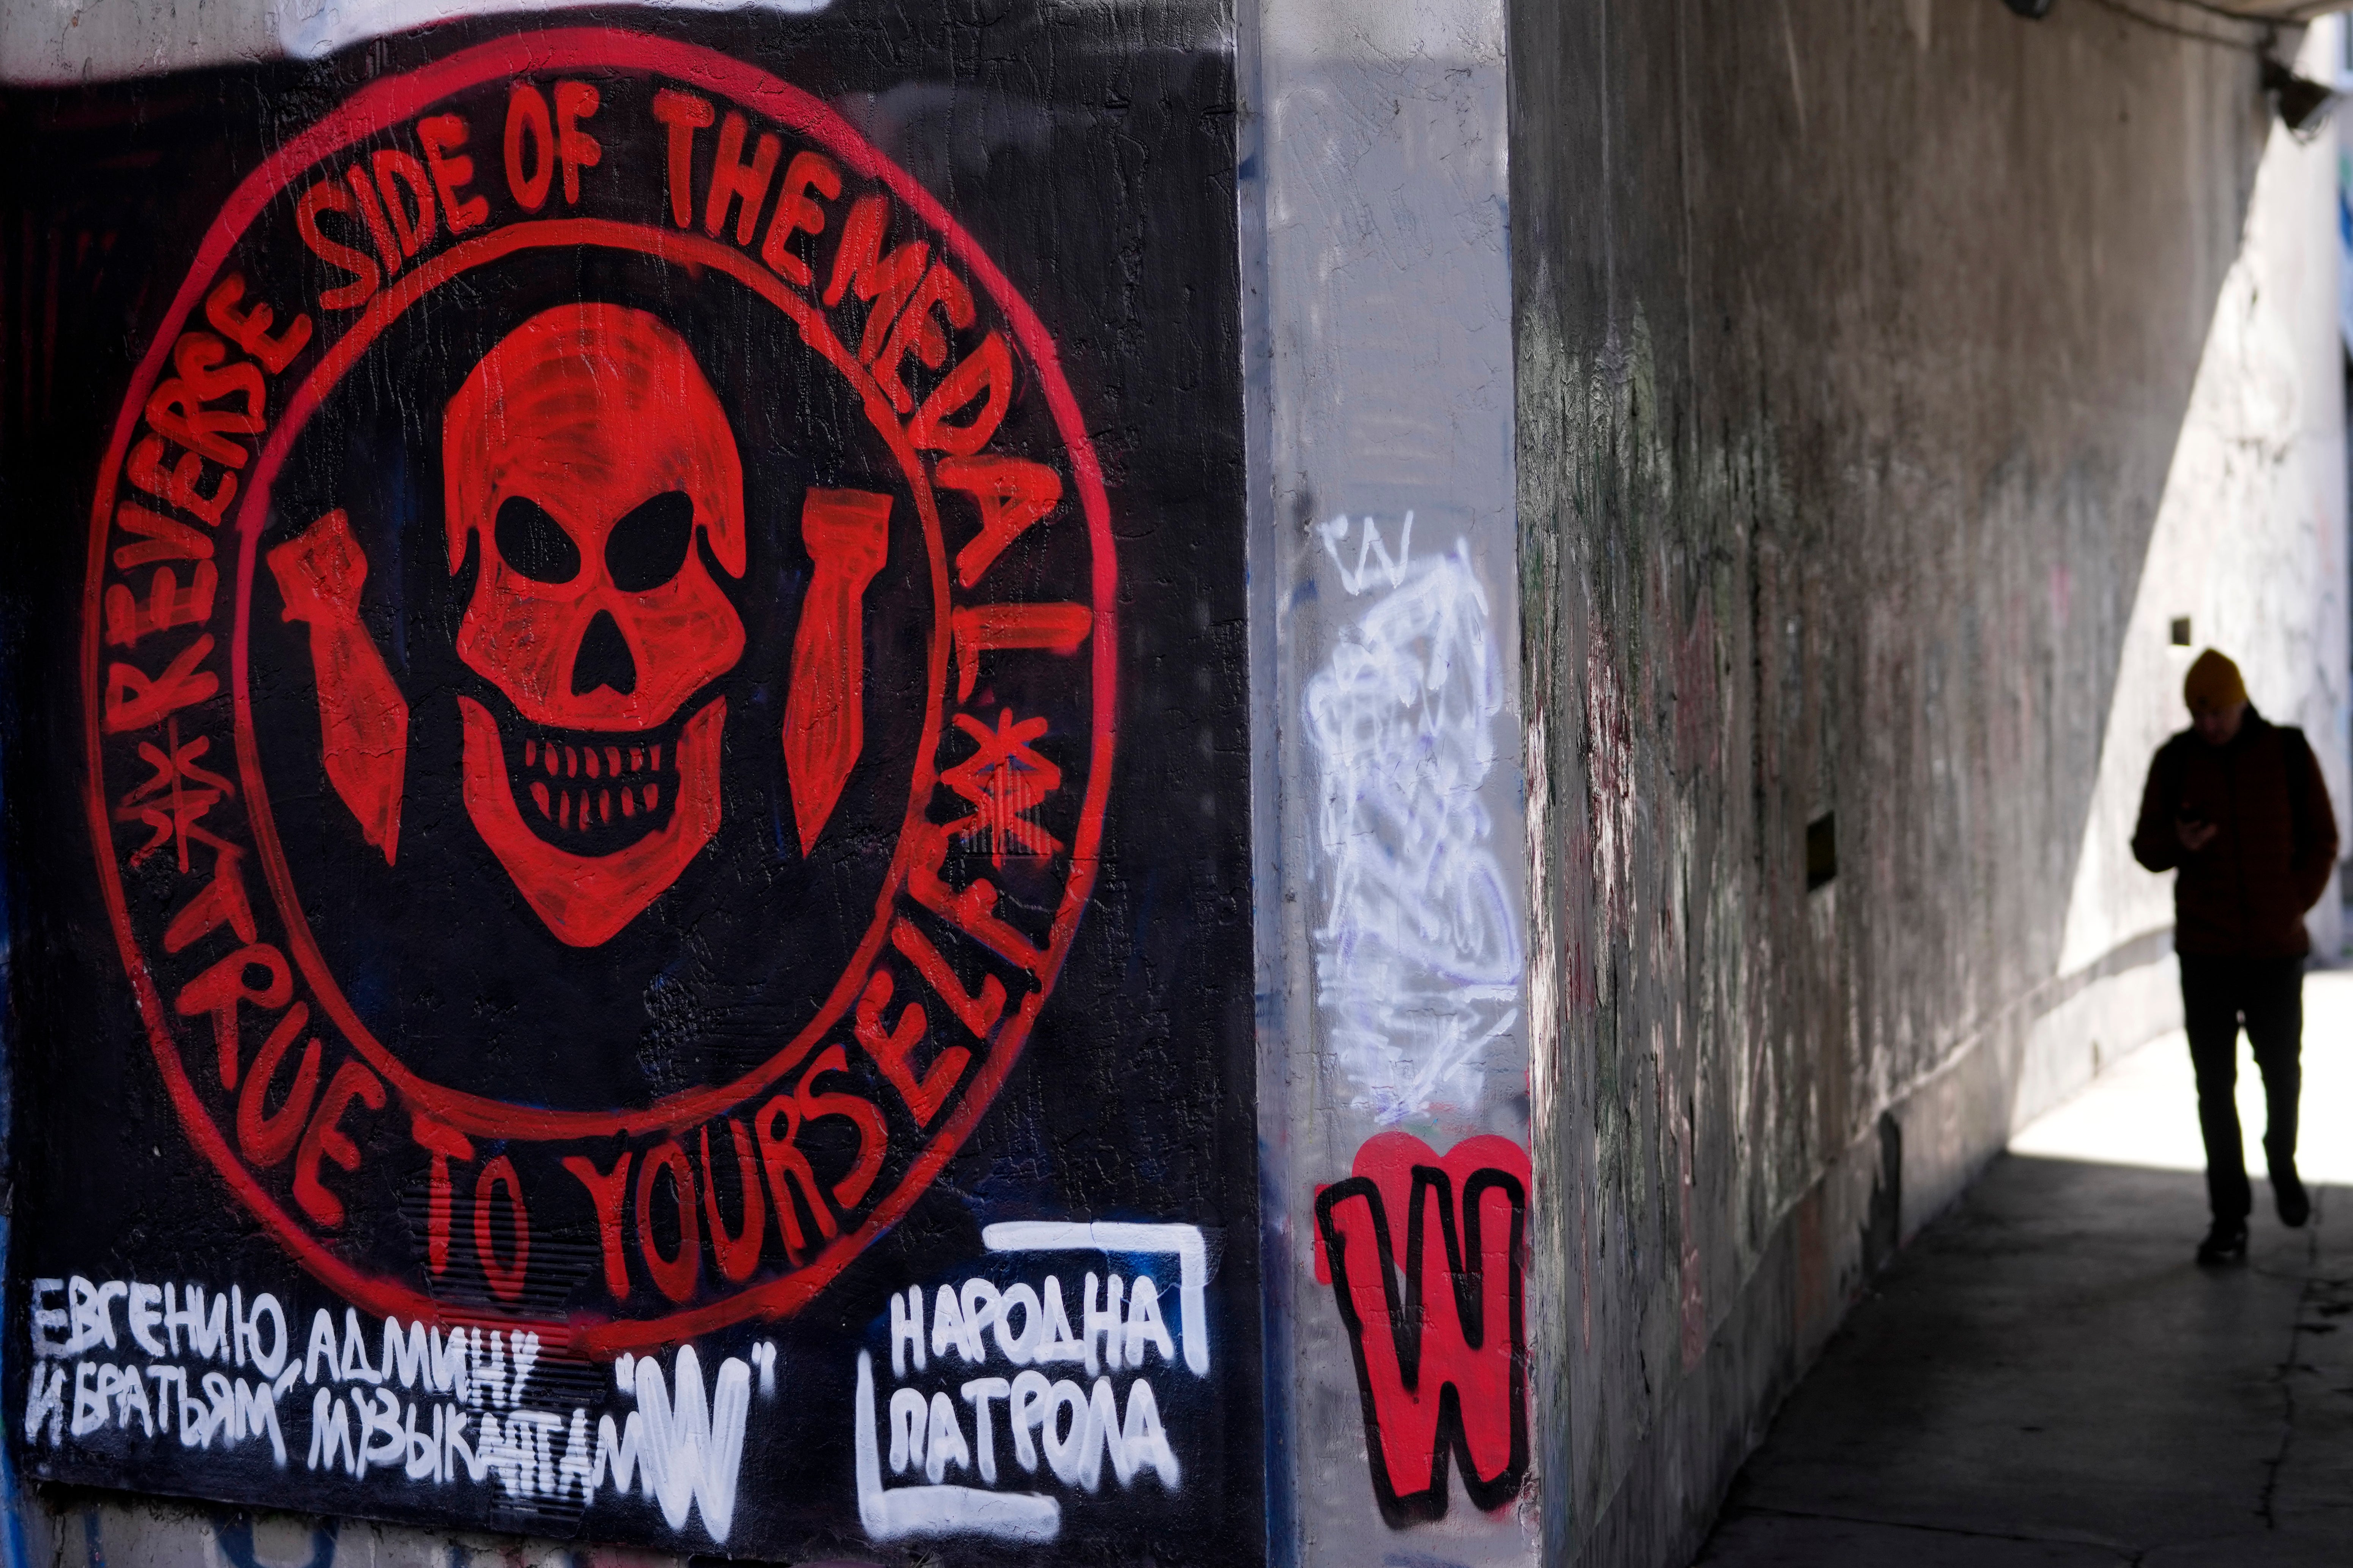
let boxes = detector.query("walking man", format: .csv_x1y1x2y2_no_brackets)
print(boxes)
2133,649,2337,1264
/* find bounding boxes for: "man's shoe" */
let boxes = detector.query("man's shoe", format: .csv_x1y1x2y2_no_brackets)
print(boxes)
2276,1167,2312,1228
2197,1219,2249,1265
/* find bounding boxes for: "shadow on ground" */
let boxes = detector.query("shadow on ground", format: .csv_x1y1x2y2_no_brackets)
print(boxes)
1694,1155,2353,1566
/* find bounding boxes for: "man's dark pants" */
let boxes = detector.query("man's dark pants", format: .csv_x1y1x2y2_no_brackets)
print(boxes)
2179,953,2303,1223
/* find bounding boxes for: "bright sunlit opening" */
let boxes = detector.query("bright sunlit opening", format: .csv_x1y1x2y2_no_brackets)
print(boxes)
2010,968,2353,1183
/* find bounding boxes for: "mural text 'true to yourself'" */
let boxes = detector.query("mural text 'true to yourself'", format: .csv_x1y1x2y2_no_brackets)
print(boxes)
6,11,1253,1559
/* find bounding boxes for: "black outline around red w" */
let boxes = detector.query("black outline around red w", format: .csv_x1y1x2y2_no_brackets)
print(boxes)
1314,1163,1529,1527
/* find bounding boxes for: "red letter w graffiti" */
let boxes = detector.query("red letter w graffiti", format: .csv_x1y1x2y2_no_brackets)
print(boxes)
1314,1131,1529,1526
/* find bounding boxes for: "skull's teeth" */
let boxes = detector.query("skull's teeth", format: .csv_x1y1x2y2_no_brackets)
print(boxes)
526,780,667,833
512,730,678,841
518,740,671,779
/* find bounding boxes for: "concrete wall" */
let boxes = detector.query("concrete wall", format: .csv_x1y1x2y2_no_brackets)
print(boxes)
1510,3,2348,1564
7,0,1555,1561
1242,0,1540,1562
5,0,2350,1565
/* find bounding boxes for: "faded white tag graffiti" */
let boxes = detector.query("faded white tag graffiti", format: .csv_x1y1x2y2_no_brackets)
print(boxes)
1304,522,1521,1122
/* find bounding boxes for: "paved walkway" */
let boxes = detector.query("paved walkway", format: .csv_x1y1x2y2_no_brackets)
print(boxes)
1694,971,2353,1566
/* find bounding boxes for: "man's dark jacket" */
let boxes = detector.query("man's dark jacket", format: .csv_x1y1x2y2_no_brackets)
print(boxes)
2132,708,2340,958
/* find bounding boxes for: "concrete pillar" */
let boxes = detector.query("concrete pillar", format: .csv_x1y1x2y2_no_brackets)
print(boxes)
1242,0,1539,1559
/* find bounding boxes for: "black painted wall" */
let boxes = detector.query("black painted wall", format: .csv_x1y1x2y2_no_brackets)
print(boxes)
0,6,1255,1561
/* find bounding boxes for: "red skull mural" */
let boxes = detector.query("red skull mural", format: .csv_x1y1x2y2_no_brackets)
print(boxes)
443,303,746,946
79,27,1126,1411
46,20,1223,1562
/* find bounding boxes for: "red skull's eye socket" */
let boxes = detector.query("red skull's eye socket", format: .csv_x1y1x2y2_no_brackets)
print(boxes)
495,496,582,584
606,490,696,593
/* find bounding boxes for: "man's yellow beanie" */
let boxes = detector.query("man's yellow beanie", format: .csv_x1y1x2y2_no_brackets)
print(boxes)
2184,648,2248,714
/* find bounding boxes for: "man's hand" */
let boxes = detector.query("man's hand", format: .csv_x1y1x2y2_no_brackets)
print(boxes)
2176,817,2218,853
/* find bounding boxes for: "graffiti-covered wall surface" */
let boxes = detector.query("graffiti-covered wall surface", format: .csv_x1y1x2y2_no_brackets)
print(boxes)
1512,6,2348,1565
0,7,1257,1560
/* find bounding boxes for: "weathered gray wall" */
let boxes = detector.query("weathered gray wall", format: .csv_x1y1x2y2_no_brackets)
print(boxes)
1511,3,2347,1565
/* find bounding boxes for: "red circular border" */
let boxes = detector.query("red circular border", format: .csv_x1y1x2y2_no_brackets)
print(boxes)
80,28,1119,1354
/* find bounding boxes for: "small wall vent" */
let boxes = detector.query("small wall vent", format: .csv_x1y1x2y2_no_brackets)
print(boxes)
1806,813,1837,893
